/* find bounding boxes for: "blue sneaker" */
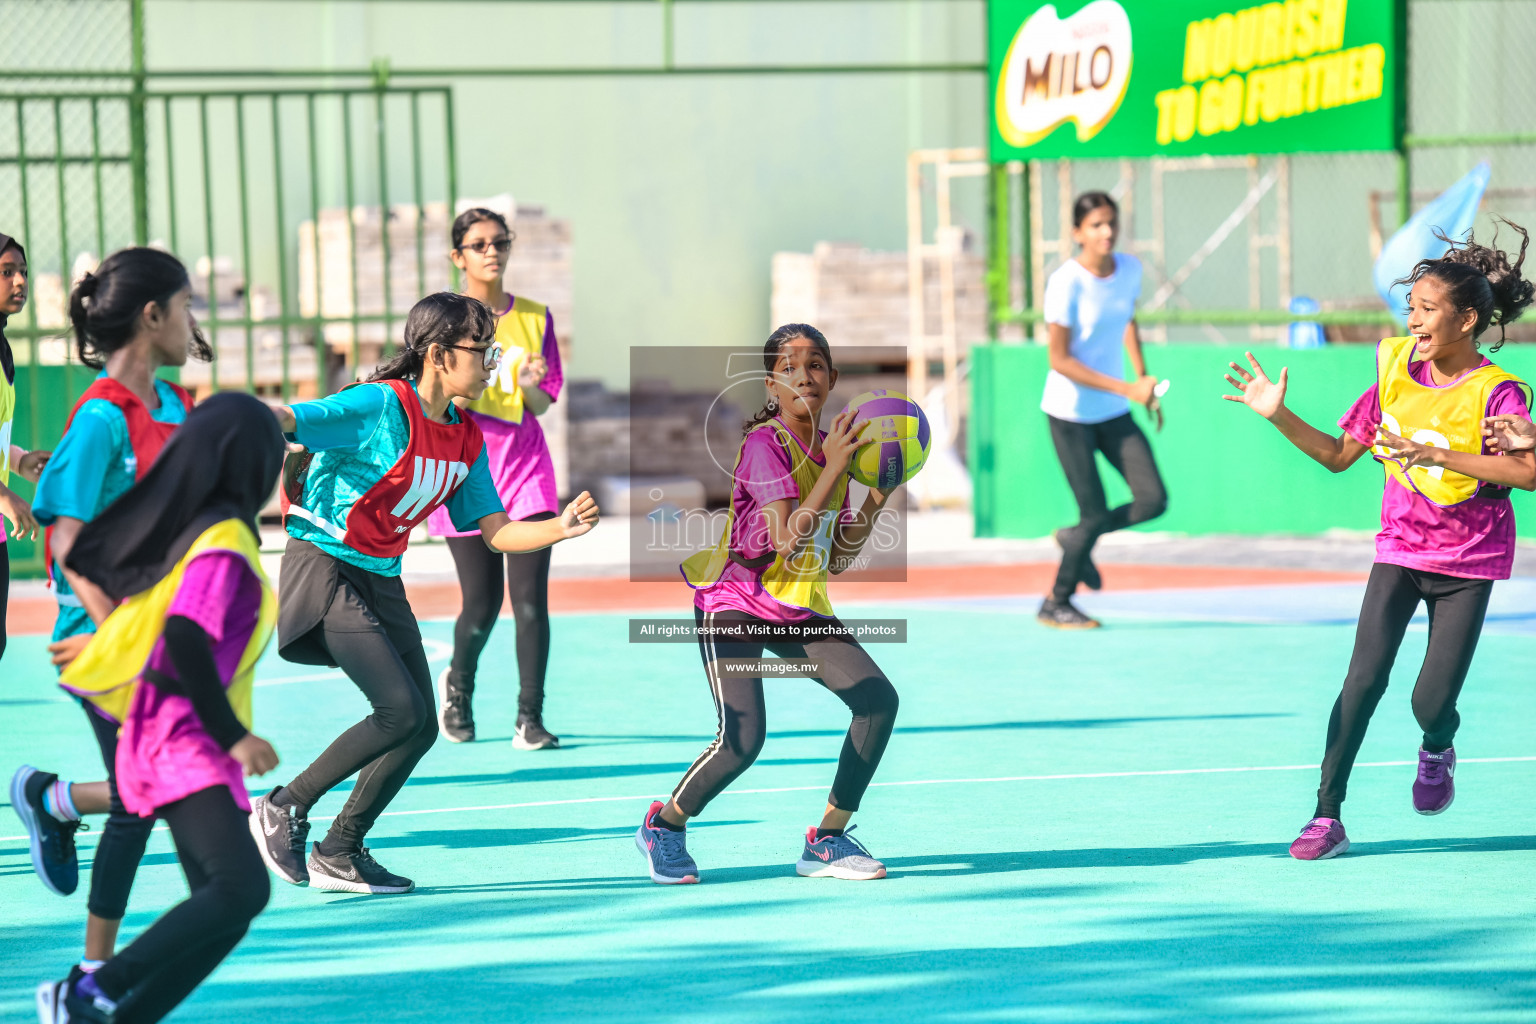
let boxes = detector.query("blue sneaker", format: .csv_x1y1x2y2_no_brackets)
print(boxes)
10,766,82,897
634,801,699,885
796,825,887,880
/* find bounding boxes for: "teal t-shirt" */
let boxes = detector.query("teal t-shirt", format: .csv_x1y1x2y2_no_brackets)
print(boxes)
287,380,500,576
32,375,190,642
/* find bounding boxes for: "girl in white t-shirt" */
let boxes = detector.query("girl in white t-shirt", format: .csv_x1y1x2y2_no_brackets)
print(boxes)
1039,192,1167,629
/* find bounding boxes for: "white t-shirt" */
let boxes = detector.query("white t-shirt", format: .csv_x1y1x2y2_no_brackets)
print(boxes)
1040,252,1142,424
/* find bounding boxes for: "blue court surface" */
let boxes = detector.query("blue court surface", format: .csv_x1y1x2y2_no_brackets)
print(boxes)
5,579,1536,1022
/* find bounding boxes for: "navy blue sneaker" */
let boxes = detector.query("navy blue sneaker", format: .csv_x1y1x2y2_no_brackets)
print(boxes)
11,766,82,897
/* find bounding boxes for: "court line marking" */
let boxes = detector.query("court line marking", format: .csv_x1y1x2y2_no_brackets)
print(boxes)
6,755,1534,843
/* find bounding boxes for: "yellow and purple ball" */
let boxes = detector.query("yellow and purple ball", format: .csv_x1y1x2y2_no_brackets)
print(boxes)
840,389,931,489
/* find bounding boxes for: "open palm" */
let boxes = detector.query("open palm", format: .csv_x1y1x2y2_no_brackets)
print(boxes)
1222,352,1288,420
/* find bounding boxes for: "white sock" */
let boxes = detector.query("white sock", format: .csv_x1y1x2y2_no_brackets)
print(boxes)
43,781,81,823
79,959,105,974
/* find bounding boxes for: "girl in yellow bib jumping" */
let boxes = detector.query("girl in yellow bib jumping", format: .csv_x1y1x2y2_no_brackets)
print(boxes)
1224,227,1536,861
636,324,901,884
36,392,285,1024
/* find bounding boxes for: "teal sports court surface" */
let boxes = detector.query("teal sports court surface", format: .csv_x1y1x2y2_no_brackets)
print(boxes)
5,575,1536,1022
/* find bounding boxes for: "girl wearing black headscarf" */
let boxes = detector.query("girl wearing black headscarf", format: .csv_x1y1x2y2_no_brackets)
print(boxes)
36,392,284,1024
0,232,49,663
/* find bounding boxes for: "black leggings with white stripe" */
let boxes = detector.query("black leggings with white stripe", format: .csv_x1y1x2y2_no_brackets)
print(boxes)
671,606,899,817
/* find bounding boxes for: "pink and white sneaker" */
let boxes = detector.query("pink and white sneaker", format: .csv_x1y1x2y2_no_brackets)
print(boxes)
1289,817,1349,861
1413,746,1456,815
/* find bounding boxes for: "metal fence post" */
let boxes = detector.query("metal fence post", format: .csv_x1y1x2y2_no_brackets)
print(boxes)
129,0,149,244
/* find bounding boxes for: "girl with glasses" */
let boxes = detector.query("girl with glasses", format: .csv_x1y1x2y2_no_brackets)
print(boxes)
249,291,598,894
429,207,567,753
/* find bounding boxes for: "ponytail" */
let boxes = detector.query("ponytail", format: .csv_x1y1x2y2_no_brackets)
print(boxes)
368,291,495,382
68,247,210,369
1396,220,1536,351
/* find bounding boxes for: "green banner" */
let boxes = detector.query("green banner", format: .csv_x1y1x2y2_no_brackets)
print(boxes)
989,0,1402,161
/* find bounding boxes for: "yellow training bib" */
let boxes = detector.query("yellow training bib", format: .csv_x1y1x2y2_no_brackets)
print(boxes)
59,518,277,725
1371,335,1530,506
0,369,14,488
463,296,550,425
681,419,848,617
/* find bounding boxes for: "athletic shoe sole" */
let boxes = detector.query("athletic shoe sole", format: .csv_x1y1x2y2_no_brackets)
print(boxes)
633,828,699,884
35,980,66,1024
1036,616,1101,631
247,798,309,887
308,870,414,895
11,766,67,898
436,669,472,743
1415,790,1455,816
794,857,887,880
512,728,558,751
1293,837,1350,861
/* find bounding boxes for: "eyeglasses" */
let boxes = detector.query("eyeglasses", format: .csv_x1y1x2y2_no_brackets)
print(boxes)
457,233,515,256
439,342,503,370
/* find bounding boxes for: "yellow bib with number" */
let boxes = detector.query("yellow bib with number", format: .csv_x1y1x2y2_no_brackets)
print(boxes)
1371,335,1530,506
681,419,848,617
58,518,277,725
0,368,14,488
463,296,549,425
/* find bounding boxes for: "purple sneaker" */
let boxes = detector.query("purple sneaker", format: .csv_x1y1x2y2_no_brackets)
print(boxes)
1413,746,1456,815
1289,817,1349,861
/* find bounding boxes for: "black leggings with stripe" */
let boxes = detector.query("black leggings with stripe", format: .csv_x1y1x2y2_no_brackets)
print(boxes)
672,607,899,817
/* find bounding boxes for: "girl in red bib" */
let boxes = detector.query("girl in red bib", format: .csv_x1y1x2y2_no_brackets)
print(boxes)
249,292,598,895
1224,227,1536,860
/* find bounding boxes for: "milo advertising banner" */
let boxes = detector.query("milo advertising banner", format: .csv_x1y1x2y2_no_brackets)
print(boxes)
989,0,1401,160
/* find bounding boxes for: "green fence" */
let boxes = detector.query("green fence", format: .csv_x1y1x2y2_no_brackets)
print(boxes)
970,343,1536,539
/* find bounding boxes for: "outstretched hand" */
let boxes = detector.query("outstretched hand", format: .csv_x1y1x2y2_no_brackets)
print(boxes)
1222,352,1288,420
1482,413,1536,453
1376,428,1443,471
560,491,600,539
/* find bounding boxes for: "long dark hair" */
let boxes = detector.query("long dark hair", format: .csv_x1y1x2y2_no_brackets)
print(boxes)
1072,190,1118,228
1395,220,1536,351
68,247,211,369
742,323,833,434
452,207,510,251
368,291,496,382
0,233,23,385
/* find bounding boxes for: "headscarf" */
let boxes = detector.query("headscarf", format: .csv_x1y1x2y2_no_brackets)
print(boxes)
65,391,283,601
0,232,24,384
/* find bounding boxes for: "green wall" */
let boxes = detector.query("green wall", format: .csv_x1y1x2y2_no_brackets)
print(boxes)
970,343,1536,539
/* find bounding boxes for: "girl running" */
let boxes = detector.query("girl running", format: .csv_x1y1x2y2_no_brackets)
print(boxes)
249,291,598,894
428,208,565,751
1,231,49,663
636,324,901,885
1040,191,1167,630
37,392,284,1024
1224,227,1536,861
11,248,208,968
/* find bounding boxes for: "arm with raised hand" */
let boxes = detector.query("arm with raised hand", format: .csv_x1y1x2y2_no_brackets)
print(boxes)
1222,351,1370,473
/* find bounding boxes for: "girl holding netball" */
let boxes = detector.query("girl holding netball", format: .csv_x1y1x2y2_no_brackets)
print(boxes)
1225,227,1535,860
635,324,900,885
37,393,283,1024
1039,191,1168,630
11,247,208,969
249,292,597,895
430,208,565,751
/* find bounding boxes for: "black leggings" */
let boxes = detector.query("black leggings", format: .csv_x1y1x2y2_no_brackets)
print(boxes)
444,512,555,717
672,607,900,817
85,702,155,921
1315,563,1493,819
280,578,436,849
1,540,9,664
93,785,268,1024
1047,412,1168,602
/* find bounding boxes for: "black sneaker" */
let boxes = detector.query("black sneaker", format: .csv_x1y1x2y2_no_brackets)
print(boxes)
37,969,116,1024
513,714,559,751
1037,598,1102,630
10,765,82,896
1053,528,1102,591
248,789,310,886
436,668,475,743
308,843,414,894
